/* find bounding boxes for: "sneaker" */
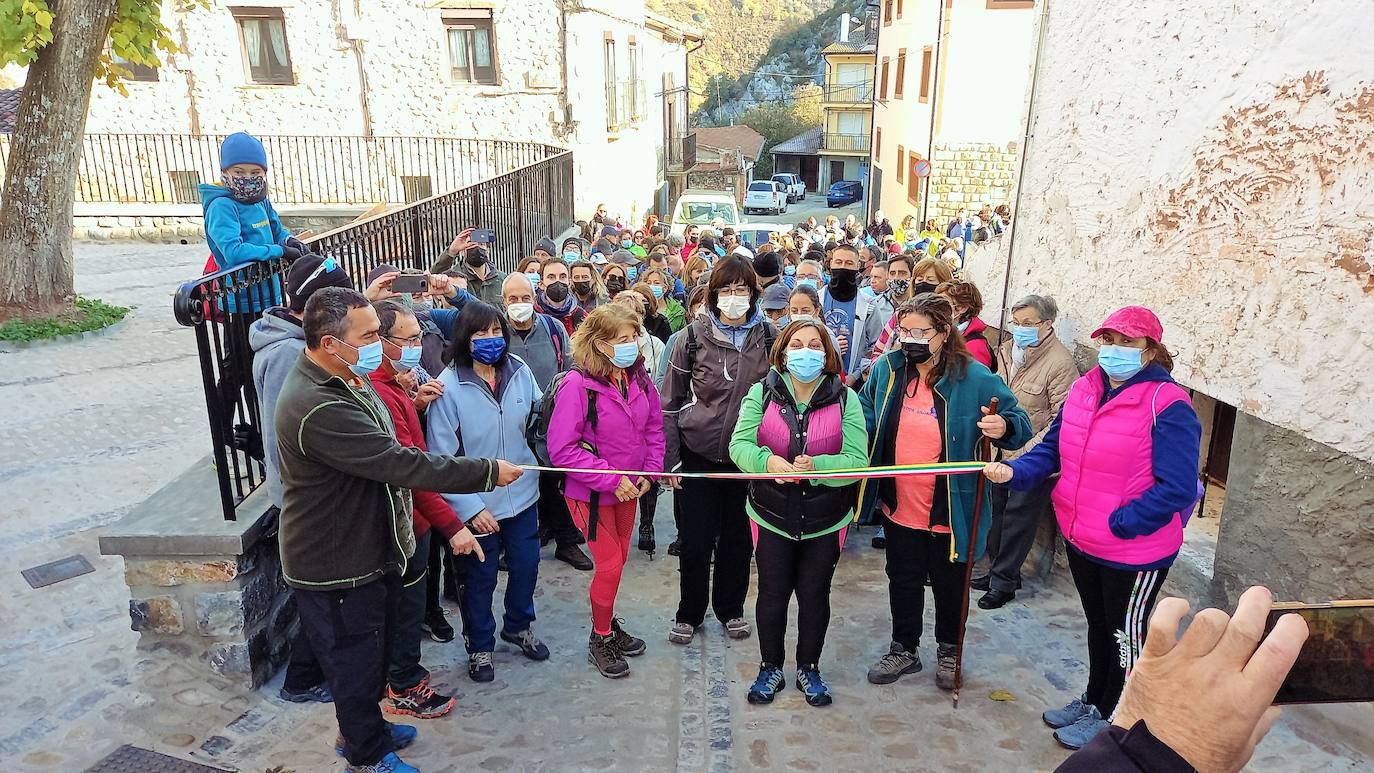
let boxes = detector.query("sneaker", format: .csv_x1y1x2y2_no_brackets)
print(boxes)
468,651,494,682
279,682,333,703
384,680,455,719
935,643,958,691
1043,694,1094,729
500,629,551,661
611,618,646,657
978,588,1016,610
1053,707,1109,750
724,617,752,640
667,540,681,557
668,621,696,645
866,641,922,684
335,722,417,757
588,632,630,678
638,521,656,555
871,526,887,549
421,609,454,643
554,543,594,571
746,664,786,704
345,752,419,773
795,666,833,707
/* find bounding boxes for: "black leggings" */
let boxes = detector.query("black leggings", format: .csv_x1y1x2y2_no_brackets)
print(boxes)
885,519,966,651
1067,546,1169,717
754,527,842,667
675,447,753,627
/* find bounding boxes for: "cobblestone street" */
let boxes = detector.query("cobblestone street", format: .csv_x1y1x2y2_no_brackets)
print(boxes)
0,244,1369,772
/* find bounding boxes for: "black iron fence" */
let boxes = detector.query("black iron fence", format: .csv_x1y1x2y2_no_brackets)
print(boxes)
172,143,574,520
0,133,547,205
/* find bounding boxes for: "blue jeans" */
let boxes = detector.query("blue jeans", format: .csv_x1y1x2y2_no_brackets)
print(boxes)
459,504,539,653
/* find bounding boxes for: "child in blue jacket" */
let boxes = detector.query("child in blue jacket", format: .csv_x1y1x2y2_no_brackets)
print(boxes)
199,132,307,312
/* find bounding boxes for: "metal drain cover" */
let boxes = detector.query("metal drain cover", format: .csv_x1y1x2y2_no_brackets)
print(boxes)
21,553,95,588
85,745,229,772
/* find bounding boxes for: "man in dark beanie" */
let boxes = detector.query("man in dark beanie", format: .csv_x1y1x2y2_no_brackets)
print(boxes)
752,250,784,291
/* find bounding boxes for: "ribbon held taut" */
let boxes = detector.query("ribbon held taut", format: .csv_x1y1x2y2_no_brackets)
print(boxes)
518,460,988,481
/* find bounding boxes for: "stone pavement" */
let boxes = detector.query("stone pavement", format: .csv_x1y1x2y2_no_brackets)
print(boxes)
0,243,1370,772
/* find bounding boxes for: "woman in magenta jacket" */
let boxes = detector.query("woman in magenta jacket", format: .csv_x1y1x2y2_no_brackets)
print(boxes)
547,303,665,680
985,306,1201,752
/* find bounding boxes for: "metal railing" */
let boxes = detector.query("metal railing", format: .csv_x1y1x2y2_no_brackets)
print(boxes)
822,132,871,153
172,142,574,520
0,134,547,205
822,82,874,103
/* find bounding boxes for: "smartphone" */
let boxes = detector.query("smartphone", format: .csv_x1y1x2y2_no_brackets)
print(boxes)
391,274,429,295
1266,600,1374,704
471,228,496,244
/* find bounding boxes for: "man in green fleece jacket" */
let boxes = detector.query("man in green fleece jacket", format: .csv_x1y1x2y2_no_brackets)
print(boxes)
275,286,524,771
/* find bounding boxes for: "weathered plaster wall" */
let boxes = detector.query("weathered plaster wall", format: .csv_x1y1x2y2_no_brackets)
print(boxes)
964,0,1374,465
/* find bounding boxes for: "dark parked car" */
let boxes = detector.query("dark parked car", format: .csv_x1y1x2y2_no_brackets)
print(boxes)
826,180,863,208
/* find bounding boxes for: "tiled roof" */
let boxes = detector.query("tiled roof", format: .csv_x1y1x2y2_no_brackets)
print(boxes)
0,88,21,134
770,127,823,156
823,39,876,55
691,125,767,163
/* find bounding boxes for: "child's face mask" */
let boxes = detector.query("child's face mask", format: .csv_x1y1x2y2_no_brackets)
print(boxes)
223,173,268,204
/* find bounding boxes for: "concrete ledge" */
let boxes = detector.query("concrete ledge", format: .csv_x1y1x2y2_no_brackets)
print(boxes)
99,457,274,558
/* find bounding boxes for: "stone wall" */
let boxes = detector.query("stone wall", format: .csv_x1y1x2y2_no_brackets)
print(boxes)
927,141,1017,222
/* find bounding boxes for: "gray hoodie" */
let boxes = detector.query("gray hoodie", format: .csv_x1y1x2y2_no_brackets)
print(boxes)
250,307,306,507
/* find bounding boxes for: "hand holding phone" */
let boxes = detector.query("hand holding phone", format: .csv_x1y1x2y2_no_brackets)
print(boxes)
1266,599,1374,704
390,274,429,295
471,228,496,244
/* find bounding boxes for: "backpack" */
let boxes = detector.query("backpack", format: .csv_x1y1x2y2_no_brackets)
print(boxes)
537,314,566,370
526,367,596,468
684,317,778,372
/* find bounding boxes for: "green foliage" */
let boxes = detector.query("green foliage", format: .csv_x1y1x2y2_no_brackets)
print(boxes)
736,84,821,176
0,296,130,342
0,0,207,96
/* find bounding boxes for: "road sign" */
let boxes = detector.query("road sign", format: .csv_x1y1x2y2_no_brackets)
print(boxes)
914,158,932,178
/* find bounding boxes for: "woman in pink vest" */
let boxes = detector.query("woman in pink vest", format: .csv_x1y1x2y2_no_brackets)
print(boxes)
985,306,1202,751
728,319,870,707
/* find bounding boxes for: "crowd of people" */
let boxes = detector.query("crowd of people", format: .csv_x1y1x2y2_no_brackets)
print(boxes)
204,133,1307,773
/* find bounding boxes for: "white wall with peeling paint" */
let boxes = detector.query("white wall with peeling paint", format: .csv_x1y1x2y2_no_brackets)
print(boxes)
964,0,1374,464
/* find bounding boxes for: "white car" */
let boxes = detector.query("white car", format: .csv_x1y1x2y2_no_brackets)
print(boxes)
744,180,788,216
771,173,806,202
733,223,781,251
669,189,741,238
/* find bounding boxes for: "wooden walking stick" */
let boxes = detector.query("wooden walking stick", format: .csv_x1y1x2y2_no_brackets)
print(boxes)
953,396,998,709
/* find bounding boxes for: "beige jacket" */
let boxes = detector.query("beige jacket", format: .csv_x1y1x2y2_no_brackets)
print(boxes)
996,334,1080,460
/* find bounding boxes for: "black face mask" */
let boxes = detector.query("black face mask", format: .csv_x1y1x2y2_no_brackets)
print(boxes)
544,281,570,303
902,340,933,365
605,276,626,295
573,280,593,296
464,248,487,268
829,268,859,290
913,281,939,296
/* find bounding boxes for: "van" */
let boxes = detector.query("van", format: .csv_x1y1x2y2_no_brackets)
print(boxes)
669,189,741,237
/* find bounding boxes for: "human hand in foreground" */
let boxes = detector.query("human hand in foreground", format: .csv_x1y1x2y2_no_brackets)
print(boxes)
495,460,524,486
1112,586,1308,773
449,527,485,561
467,510,500,535
983,462,1013,484
413,379,444,410
977,404,1006,439
766,454,798,484
614,475,639,502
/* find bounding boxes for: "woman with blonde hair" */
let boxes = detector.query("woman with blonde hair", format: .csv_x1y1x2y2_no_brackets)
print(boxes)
547,304,665,678
684,254,711,289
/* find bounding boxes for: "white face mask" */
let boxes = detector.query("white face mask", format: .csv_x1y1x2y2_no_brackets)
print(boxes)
507,302,535,323
716,295,751,320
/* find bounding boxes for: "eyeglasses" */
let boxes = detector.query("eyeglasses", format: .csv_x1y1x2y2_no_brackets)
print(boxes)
897,325,937,339
301,256,339,288
383,333,423,347
718,286,751,297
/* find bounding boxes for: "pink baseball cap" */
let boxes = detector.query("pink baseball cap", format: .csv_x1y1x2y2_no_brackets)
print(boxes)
1091,306,1164,341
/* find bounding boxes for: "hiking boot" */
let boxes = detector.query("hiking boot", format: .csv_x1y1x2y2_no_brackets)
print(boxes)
871,526,887,549
611,618,646,657
668,621,696,645
1053,706,1109,750
384,680,455,719
588,632,630,678
1043,694,1094,729
795,666,833,707
667,539,681,557
554,543,594,571
345,752,418,773
724,617,752,640
279,682,333,703
500,628,551,661
638,521,656,556
746,664,786,704
867,642,922,684
935,643,959,691
468,651,494,682
421,608,454,643
335,722,417,757
978,588,1016,610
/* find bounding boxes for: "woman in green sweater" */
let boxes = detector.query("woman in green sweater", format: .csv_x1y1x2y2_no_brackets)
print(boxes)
729,319,869,707
641,267,686,332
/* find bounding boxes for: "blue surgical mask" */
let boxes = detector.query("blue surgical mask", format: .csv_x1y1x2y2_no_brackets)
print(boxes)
471,336,506,365
1098,344,1144,381
785,348,825,383
524,271,541,287
335,339,383,377
562,251,581,262
608,341,639,368
393,344,423,372
797,278,818,290
650,285,664,299
622,239,633,248
1010,324,1042,348
957,320,970,333
627,266,639,281
784,264,797,276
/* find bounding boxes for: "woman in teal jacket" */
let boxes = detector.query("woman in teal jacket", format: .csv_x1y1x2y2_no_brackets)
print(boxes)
858,294,1031,692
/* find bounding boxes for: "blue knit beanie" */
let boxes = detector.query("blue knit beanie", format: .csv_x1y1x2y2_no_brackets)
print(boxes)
220,132,268,171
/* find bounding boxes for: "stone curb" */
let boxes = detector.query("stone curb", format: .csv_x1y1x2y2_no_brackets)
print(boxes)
0,316,130,351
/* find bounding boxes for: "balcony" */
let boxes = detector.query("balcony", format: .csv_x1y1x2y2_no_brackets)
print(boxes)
822,132,871,154
667,131,697,172
822,82,874,104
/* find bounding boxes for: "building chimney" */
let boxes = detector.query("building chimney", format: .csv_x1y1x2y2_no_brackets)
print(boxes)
838,13,850,44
